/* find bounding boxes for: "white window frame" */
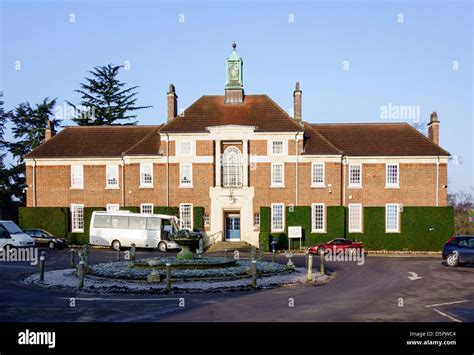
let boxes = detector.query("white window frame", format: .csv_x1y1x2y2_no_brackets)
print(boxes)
349,164,362,188
311,162,325,188
180,203,193,230
106,204,120,212
140,163,153,188
348,203,363,233
140,203,154,214
271,163,285,187
70,165,84,189
271,203,285,232
385,203,400,233
386,163,399,188
253,213,260,228
179,163,193,188
271,140,284,155
179,140,192,156
203,214,210,227
222,146,243,188
311,203,325,233
106,164,119,189
70,204,84,233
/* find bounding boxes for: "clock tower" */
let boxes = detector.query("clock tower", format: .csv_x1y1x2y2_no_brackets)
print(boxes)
225,42,244,104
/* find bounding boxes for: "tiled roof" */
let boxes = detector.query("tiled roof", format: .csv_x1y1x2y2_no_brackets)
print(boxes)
160,95,304,133
26,125,161,158
302,123,342,155
305,123,449,156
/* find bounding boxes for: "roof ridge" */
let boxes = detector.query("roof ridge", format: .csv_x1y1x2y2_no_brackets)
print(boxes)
25,126,67,158
311,122,410,126
262,95,304,132
304,122,343,154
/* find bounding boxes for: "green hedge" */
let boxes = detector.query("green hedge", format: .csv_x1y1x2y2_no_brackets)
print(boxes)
154,206,179,216
193,207,205,231
259,205,454,251
18,207,69,238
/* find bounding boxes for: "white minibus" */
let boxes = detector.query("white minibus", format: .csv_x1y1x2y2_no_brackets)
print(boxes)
89,211,181,252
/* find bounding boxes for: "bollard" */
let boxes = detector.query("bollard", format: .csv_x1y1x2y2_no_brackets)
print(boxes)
70,248,75,268
305,250,309,268
78,260,84,288
320,251,325,275
250,246,256,261
224,249,228,260
116,248,120,262
130,243,136,261
307,255,313,282
82,245,89,268
39,251,46,282
251,259,257,289
272,249,276,263
165,263,172,292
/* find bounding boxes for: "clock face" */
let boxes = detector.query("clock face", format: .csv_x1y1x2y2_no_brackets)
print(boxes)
229,64,239,80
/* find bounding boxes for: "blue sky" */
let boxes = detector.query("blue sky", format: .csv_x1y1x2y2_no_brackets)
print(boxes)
1,0,472,192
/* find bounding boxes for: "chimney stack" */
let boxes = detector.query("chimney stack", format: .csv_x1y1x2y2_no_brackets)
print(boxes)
44,120,55,142
427,111,439,145
167,83,178,122
293,82,302,125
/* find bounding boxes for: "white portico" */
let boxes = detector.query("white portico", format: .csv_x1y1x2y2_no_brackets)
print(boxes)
208,125,258,246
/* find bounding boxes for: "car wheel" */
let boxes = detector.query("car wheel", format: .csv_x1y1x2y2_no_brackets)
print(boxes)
111,240,121,251
317,247,325,255
446,252,459,267
158,242,167,252
48,241,56,250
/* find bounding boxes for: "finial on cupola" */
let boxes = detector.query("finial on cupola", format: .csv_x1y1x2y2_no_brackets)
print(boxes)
232,41,237,50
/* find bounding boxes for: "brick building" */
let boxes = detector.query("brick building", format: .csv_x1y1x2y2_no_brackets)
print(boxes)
24,44,450,248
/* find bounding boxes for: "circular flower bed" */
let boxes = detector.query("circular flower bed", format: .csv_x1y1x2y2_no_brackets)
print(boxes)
131,256,237,269
90,258,290,281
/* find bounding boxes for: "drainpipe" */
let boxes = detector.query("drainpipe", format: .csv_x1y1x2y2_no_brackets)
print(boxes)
121,154,125,207
342,156,348,207
436,156,440,207
295,132,299,206
165,133,170,207
32,158,37,207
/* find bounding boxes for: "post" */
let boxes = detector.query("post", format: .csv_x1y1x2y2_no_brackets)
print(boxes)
70,248,75,268
224,249,228,260
272,249,276,263
166,263,171,292
78,260,84,288
307,255,313,282
320,251,325,275
130,243,136,261
251,259,257,289
251,246,256,261
82,244,89,267
39,251,46,282
116,248,120,262
305,249,309,268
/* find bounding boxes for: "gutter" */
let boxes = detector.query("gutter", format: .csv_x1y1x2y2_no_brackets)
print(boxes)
342,156,348,207
121,154,125,207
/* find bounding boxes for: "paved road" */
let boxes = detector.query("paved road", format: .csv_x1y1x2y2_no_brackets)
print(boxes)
0,248,473,322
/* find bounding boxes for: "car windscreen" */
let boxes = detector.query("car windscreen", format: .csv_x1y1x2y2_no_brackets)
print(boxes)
0,221,23,234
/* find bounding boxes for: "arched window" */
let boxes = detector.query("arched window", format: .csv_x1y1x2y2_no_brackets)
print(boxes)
222,146,243,187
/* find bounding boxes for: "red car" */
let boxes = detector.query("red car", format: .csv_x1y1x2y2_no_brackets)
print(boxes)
308,238,363,255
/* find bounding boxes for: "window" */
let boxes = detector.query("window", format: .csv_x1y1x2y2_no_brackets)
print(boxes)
271,163,284,187
271,203,284,232
71,204,84,232
386,163,399,188
180,204,193,230
140,203,154,214
222,146,242,187
272,141,284,155
179,163,193,187
106,164,119,188
129,216,147,229
253,213,260,228
386,204,400,232
110,216,129,229
348,204,362,232
311,162,325,187
147,217,161,230
311,203,325,232
106,204,120,212
349,164,362,187
71,165,83,189
93,215,110,228
140,163,153,187
204,214,210,227
179,141,192,156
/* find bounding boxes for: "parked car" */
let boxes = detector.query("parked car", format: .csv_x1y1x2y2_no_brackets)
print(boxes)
0,220,35,249
442,236,474,267
308,238,363,255
23,229,68,250
89,211,181,251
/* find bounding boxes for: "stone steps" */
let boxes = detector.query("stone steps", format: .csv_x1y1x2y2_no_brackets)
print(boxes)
206,241,253,253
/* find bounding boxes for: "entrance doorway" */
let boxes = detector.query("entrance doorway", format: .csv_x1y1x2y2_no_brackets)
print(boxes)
225,212,241,241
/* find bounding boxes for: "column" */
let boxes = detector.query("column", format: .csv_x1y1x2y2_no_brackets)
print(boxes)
242,139,249,187
215,140,221,187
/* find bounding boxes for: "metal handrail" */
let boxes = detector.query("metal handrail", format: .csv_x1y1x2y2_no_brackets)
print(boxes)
206,231,223,246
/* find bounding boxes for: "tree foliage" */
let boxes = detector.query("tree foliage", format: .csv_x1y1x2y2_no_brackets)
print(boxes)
67,64,151,125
